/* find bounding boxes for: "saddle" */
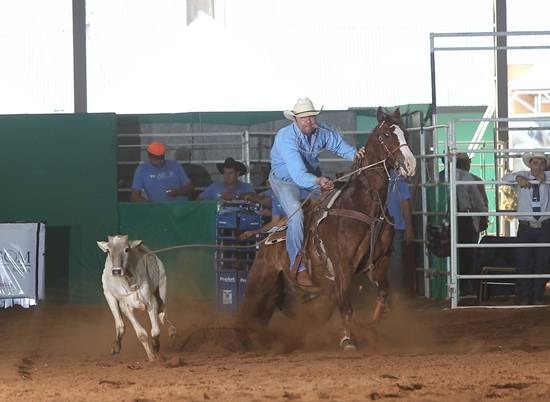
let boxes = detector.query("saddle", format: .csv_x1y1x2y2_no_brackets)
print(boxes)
264,227,287,245
263,198,320,246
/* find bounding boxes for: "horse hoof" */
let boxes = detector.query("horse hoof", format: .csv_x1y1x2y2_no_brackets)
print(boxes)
339,336,357,352
342,342,357,352
152,337,160,353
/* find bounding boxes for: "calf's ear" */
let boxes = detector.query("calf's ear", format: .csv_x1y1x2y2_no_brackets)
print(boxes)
130,240,143,249
97,241,109,253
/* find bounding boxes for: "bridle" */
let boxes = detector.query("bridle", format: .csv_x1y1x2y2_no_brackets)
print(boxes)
374,120,410,175
376,120,410,157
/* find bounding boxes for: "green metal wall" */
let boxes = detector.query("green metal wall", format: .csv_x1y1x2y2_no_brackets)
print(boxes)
0,113,119,303
0,112,220,303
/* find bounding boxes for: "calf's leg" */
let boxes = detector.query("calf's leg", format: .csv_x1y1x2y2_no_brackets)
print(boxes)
120,303,157,361
147,298,162,353
156,276,177,338
104,292,125,356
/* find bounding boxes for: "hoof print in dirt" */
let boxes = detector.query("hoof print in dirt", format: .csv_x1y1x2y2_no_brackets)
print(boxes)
282,390,301,400
164,355,186,368
369,392,400,400
98,379,135,389
397,383,423,391
127,362,143,370
17,356,35,380
179,327,251,353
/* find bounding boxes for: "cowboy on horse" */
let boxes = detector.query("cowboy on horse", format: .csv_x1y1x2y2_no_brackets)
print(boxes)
269,97,365,287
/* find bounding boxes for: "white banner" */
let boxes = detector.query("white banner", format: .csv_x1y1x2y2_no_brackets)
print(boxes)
0,223,45,306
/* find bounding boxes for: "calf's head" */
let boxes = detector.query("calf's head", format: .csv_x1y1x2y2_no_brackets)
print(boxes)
97,235,143,276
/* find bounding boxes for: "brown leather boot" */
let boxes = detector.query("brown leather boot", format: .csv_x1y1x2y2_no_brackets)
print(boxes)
296,270,313,287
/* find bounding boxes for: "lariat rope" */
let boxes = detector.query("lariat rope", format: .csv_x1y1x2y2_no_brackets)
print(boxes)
144,119,411,256
143,158,392,257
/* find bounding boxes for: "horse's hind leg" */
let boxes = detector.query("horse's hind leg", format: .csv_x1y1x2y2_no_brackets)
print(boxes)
238,263,284,329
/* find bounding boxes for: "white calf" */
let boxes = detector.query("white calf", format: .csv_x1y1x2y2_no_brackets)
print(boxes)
97,235,176,361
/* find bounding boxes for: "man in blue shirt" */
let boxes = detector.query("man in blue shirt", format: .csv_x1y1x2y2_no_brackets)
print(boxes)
269,97,364,286
131,142,195,202
198,157,255,201
387,170,414,295
239,190,286,240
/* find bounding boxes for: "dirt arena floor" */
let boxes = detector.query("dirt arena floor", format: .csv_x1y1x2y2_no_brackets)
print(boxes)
2,295,550,402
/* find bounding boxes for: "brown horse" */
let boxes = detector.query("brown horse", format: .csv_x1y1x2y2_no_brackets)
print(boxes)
239,107,416,351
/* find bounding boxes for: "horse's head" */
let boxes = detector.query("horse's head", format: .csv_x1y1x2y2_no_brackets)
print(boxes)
368,107,416,177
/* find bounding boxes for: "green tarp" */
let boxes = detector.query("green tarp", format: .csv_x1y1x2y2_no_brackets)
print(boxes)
118,201,217,301
0,113,119,303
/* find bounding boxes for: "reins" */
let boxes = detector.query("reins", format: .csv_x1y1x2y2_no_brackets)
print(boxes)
142,120,407,256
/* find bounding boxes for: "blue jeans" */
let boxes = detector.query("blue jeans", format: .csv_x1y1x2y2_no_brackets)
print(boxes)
269,172,305,272
388,230,404,291
516,221,550,302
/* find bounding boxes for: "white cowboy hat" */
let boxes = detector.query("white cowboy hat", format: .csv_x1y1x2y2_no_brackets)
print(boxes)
283,97,323,121
521,151,550,166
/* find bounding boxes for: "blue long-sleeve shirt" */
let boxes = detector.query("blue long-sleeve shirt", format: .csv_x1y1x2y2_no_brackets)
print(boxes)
270,122,356,189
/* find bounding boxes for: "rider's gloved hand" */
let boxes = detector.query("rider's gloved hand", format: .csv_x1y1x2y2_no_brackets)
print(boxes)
317,176,334,191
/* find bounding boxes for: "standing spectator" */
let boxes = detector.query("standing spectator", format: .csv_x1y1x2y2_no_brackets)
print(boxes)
439,153,489,295
131,142,194,203
456,153,489,232
456,153,489,295
387,170,414,295
198,157,255,201
502,152,550,305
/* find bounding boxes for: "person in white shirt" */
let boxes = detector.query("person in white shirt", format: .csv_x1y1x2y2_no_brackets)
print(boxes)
440,153,489,296
502,152,550,305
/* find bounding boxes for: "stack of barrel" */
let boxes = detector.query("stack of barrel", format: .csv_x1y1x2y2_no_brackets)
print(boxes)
215,201,263,312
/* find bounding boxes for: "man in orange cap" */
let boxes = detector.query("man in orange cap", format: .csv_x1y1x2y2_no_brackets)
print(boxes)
131,142,194,202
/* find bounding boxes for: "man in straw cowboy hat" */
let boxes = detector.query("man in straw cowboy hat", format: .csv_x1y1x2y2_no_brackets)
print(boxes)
198,157,255,201
502,151,550,305
269,97,365,287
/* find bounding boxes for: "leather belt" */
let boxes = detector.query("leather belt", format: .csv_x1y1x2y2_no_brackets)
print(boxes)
519,220,548,229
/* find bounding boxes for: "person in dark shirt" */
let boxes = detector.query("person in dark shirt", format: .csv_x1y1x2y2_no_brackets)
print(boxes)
175,146,213,199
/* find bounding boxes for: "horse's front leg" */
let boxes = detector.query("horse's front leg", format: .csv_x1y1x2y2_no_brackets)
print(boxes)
336,262,357,352
370,255,390,323
369,223,393,323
